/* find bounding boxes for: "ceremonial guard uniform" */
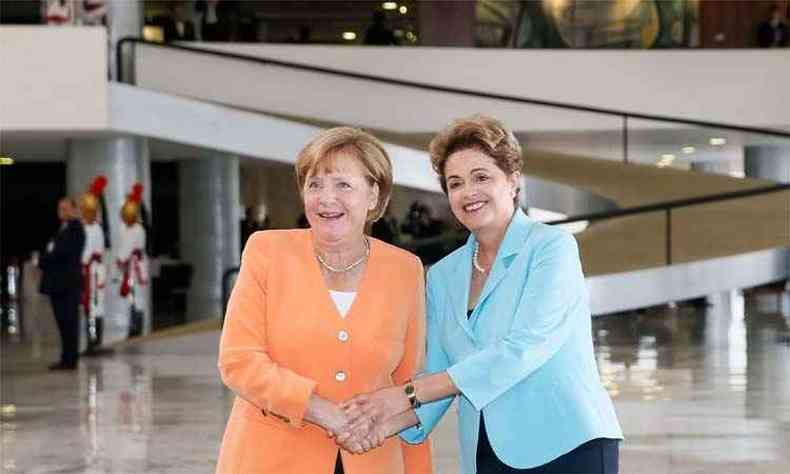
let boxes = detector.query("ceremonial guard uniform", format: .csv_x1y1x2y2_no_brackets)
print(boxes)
79,176,109,353
117,183,148,338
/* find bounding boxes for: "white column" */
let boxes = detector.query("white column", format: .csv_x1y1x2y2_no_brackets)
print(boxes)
108,0,143,82
745,145,790,183
179,156,240,322
745,145,790,302
68,136,152,343
690,159,745,177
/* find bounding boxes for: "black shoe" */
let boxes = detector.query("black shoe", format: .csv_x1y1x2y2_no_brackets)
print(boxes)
48,362,77,371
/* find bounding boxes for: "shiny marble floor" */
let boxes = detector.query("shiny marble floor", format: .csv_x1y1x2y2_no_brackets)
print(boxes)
2,293,789,473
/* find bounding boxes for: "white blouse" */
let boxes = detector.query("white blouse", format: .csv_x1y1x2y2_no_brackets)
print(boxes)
329,290,356,318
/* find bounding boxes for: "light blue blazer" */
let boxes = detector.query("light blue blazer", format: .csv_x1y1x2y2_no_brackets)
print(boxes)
401,209,622,473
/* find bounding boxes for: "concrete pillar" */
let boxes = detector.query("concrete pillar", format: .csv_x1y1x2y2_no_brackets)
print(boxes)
745,145,790,183
691,159,745,177
179,156,240,322
745,145,790,296
108,0,143,81
741,146,790,409
68,136,151,344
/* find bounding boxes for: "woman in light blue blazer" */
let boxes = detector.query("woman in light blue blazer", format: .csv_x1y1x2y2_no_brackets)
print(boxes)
339,114,623,473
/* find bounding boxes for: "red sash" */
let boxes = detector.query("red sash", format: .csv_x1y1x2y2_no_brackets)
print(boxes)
81,253,103,313
119,249,147,297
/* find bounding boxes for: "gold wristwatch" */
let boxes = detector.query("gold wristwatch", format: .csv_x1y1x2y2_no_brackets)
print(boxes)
404,380,421,409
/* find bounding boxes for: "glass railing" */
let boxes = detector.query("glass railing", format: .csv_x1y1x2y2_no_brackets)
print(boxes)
113,38,790,320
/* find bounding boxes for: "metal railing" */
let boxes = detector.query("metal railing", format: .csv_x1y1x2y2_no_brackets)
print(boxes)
116,37,790,169
548,183,790,266
220,179,790,312
115,38,790,308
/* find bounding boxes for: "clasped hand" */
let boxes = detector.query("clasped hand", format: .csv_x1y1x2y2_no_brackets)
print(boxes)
327,386,411,455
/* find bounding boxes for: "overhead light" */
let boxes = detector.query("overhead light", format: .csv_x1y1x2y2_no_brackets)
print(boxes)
382,2,398,10
709,137,727,146
657,153,675,168
142,25,164,43
342,31,357,41
399,5,408,14
0,156,14,165
681,146,696,154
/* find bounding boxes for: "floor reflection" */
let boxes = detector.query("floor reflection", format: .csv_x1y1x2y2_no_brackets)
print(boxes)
1,294,789,473
592,293,790,471
1,331,231,473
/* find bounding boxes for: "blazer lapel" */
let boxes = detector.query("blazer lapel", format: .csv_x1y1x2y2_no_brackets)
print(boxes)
452,237,476,340
473,210,534,315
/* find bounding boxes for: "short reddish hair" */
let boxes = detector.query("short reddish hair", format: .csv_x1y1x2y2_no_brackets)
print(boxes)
429,114,523,194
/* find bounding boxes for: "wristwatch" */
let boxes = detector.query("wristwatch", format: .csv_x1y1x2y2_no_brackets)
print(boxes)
404,380,421,409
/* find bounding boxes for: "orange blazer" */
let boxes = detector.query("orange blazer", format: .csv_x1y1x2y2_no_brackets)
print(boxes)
216,230,433,474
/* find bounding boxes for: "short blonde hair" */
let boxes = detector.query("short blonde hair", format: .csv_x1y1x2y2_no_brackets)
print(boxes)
295,127,393,222
429,114,523,194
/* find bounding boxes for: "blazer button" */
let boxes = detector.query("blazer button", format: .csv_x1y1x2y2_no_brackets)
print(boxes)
337,330,349,342
335,371,347,382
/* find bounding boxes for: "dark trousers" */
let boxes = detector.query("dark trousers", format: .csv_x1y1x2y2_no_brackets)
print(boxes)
50,290,80,366
476,416,619,474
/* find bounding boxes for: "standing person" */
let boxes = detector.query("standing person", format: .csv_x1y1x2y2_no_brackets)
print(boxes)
215,127,432,474
364,11,398,45
341,114,623,473
117,183,148,338
80,176,108,354
39,197,85,371
757,5,789,48
160,1,196,42
240,203,270,250
196,0,238,41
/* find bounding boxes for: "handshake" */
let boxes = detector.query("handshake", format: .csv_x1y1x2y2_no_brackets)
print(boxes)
310,385,414,455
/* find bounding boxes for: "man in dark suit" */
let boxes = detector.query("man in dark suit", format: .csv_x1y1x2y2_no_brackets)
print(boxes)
757,5,789,48
39,198,85,370
158,1,196,43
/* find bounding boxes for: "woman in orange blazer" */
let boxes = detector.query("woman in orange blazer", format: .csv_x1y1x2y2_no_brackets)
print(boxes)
215,127,433,474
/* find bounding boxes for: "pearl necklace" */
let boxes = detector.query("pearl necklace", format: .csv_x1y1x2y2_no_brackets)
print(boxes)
473,244,488,273
316,237,370,273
